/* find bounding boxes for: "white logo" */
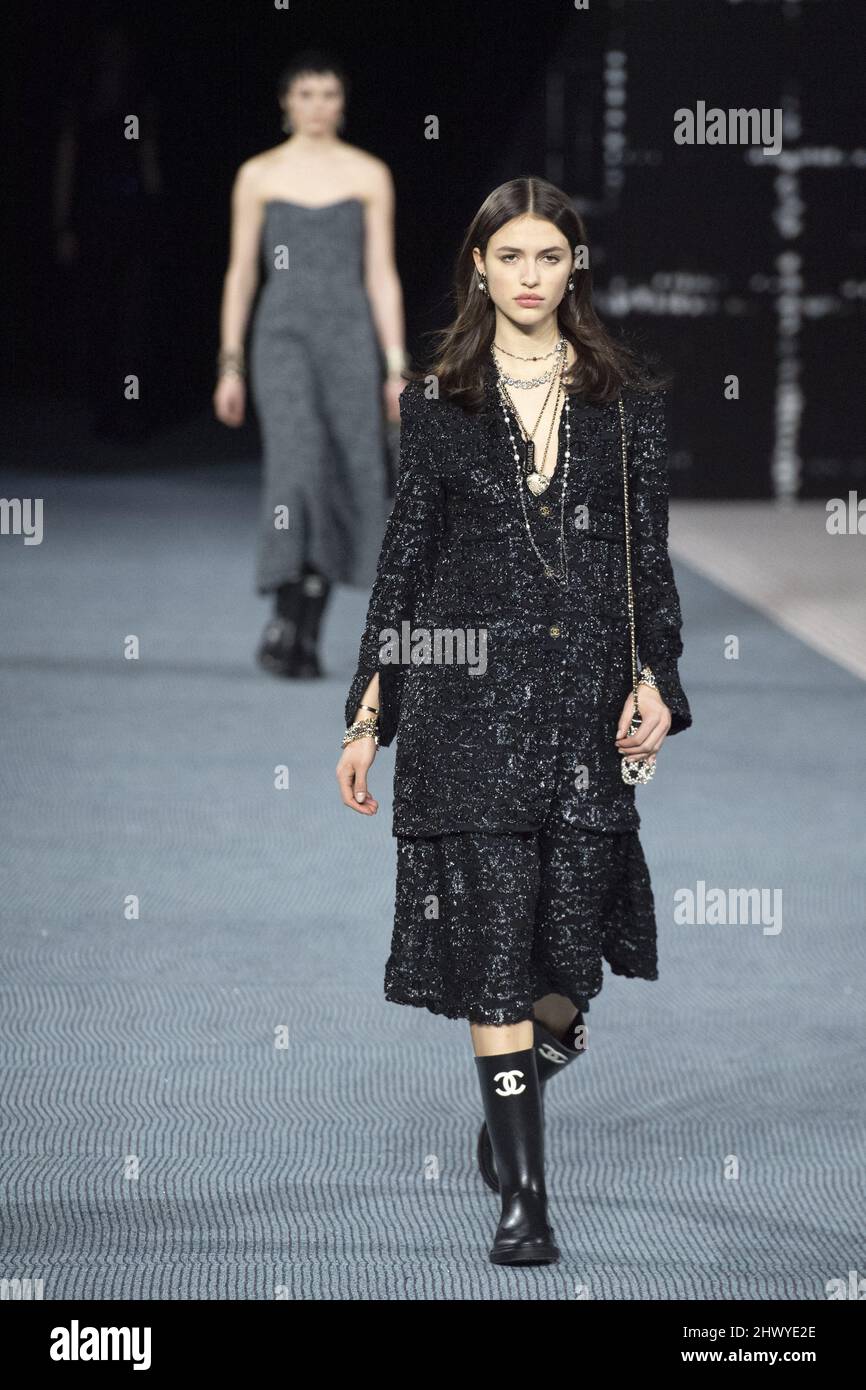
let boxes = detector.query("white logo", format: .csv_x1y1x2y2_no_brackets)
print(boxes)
538,1042,568,1066
50,1321,151,1370
494,1069,526,1096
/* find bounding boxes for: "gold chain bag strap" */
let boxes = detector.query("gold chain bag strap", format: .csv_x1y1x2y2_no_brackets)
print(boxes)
617,393,656,785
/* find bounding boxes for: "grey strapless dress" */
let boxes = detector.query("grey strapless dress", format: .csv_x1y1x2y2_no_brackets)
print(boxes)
249,198,390,592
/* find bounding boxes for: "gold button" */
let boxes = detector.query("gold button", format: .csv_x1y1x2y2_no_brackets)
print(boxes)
540,504,550,516
549,624,561,637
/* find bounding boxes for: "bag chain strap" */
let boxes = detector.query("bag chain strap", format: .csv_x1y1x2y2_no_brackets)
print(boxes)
617,393,656,785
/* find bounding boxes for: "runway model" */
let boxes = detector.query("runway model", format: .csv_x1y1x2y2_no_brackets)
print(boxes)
214,51,406,676
336,177,693,1266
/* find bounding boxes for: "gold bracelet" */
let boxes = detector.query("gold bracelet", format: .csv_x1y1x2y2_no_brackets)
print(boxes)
342,717,380,749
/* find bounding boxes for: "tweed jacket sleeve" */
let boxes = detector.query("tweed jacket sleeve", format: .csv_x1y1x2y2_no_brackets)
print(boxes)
343,380,446,747
628,387,692,736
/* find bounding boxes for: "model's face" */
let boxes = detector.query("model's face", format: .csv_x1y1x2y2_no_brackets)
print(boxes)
282,72,344,135
474,216,574,320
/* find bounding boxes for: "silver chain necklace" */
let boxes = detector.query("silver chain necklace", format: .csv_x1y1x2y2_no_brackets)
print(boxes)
493,360,572,589
494,362,560,388
493,340,559,363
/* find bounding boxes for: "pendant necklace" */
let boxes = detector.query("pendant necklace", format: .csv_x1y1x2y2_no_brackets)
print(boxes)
493,335,567,496
492,346,572,588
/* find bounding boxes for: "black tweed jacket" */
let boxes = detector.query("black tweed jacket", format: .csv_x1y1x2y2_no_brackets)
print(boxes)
344,361,692,838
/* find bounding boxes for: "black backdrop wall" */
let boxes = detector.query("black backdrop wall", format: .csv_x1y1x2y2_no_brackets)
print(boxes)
4,0,864,499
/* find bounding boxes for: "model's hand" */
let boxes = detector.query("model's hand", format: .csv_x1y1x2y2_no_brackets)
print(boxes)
614,685,671,767
213,374,246,427
383,376,404,425
336,739,380,815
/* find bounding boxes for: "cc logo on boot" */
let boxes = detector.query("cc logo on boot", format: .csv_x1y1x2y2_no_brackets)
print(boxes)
493,1070,526,1096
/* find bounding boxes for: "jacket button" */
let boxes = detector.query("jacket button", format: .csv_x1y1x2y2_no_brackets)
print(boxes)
540,504,550,516
549,624,561,637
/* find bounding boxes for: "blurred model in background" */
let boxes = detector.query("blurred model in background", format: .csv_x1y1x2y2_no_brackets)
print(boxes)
214,50,407,677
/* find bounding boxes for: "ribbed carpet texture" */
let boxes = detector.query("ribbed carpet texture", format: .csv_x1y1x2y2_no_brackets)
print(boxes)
1,466,862,1300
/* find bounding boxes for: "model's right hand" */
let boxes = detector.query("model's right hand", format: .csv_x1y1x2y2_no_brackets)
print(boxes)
213,375,246,427
336,740,380,815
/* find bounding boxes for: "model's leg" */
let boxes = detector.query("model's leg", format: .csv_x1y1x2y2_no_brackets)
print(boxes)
469,1019,533,1056
292,563,333,679
256,579,305,676
471,1022,559,1265
251,332,318,676
474,1000,587,1197
257,563,333,679
276,580,304,620
532,991,581,1039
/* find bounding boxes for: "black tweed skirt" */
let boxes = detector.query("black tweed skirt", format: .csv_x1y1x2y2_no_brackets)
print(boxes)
384,726,659,1028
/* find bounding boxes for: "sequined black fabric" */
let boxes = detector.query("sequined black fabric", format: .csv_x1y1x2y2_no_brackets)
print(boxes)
344,360,693,840
344,361,692,1025
386,732,659,1026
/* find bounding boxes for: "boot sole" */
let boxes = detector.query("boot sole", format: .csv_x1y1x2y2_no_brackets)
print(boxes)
490,1242,560,1265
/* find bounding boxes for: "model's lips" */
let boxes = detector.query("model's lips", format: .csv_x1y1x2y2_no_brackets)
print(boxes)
515,295,543,304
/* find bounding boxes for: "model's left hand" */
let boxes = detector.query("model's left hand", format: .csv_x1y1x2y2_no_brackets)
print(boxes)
383,375,405,425
615,685,672,768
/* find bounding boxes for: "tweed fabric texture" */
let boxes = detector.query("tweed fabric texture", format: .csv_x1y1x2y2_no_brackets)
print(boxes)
250,199,388,593
344,362,692,839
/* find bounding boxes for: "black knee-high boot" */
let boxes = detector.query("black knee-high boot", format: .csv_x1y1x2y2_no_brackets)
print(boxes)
256,579,305,676
474,1044,559,1265
292,566,332,679
476,1014,586,1194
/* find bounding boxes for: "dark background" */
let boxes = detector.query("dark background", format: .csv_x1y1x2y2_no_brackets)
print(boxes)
4,0,864,497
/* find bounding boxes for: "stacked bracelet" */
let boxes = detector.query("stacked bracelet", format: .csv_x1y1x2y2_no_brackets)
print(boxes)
342,717,379,749
637,665,658,691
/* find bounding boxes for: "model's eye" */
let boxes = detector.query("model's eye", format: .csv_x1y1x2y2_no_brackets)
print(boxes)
499,254,563,264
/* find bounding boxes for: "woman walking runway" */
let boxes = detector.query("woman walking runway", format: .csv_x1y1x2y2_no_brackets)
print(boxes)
214,51,405,676
336,177,693,1266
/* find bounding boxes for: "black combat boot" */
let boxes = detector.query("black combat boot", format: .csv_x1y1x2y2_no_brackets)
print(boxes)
256,579,305,676
292,567,332,679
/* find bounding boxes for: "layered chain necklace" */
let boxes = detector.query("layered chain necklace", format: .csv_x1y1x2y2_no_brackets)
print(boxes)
491,335,572,588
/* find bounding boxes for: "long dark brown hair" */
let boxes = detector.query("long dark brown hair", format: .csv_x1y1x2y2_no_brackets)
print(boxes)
406,176,673,411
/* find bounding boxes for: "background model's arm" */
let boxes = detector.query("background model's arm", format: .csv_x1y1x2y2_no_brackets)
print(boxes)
218,160,265,359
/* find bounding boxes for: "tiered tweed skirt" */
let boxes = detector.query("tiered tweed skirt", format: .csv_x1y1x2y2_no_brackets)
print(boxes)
384,713,659,1027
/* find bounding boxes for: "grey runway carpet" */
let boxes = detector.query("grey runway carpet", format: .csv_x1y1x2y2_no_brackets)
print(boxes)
1,464,863,1300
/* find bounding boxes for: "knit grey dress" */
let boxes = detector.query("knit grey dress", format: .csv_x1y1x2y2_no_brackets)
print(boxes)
249,198,389,593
